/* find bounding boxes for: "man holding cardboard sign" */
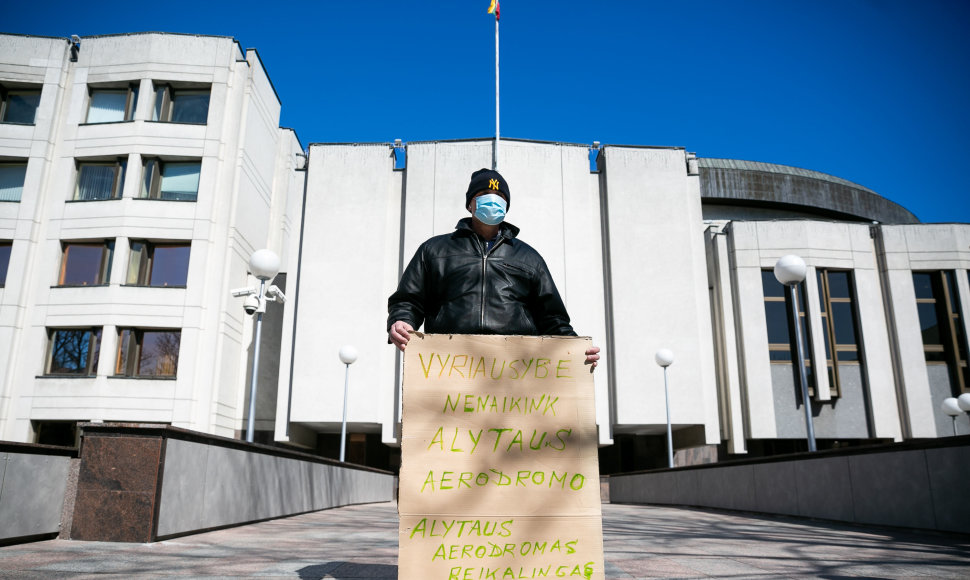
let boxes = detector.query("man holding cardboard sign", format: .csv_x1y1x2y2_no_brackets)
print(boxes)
390,169,605,578
387,168,600,369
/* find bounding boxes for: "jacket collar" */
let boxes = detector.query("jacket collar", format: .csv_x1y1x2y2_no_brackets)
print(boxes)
454,217,520,240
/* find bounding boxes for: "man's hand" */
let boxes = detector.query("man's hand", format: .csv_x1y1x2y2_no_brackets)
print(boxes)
389,321,414,351
585,346,601,372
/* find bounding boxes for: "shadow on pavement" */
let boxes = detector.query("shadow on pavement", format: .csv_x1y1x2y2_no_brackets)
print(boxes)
298,561,397,579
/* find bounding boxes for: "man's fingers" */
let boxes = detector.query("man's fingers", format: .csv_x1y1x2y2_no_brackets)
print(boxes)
584,346,601,373
389,321,413,351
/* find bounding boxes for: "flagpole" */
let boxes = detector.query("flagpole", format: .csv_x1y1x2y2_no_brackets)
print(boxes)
493,9,500,171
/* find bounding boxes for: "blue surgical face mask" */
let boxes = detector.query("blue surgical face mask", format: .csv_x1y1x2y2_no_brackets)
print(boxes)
474,193,507,225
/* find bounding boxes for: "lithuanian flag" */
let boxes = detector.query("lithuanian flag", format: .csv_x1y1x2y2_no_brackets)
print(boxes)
487,0,500,20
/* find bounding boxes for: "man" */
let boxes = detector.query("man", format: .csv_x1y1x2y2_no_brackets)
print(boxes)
387,168,600,369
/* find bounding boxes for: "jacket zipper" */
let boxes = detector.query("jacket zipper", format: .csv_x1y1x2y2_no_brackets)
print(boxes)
480,236,505,330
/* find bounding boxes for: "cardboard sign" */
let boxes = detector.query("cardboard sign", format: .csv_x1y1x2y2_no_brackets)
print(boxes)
398,334,605,580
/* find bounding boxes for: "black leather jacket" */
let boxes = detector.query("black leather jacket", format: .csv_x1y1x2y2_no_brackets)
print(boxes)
387,218,576,336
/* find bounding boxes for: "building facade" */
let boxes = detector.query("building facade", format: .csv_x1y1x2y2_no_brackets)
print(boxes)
0,33,303,444
2,34,968,471
278,141,969,471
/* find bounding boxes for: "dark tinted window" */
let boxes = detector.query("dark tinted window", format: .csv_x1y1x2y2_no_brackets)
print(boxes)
0,242,10,285
1,90,41,124
47,328,101,375
60,242,112,286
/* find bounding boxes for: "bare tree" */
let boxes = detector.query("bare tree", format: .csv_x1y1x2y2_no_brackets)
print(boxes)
138,330,180,376
49,329,97,374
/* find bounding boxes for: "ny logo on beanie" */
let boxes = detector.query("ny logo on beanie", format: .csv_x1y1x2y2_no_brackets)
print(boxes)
465,168,511,211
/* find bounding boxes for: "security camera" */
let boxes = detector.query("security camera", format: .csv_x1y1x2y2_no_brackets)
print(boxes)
231,287,254,297
266,285,286,303
243,294,261,315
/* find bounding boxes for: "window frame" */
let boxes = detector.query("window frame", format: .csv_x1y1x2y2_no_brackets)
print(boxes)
0,161,28,202
73,158,127,201
152,83,210,125
84,84,139,124
57,240,114,287
816,269,862,398
126,240,191,287
914,270,968,394
115,327,181,378
762,269,817,395
140,158,201,201
0,85,42,125
45,327,102,376
0,240,11,287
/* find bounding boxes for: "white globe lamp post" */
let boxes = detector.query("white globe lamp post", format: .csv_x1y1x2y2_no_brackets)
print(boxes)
655,348,675,468
249,249,281,281
245,249,280,443
957,393,970,434
958,393,970,417
942,397,962,436
339,345,358,462
774,254,817,452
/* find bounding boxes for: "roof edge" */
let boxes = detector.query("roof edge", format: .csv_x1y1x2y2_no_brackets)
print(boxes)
699,157,876,194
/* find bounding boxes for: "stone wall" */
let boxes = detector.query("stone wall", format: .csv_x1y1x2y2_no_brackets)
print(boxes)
0,423,395,545
610,436,970,534
68,424,395,542
0,442,76,544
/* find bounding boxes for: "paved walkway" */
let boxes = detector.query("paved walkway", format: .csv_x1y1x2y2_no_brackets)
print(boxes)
0,502,968,578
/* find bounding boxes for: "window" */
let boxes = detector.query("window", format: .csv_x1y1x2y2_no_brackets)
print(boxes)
0,241,10,286
0,162,27,201
74,159,126,201
816,270,861,397
58,241,113,286
141,159,200,201
116,328,181,378
33,421,79,447
762,270,816,392
126,241,190,287
0,86,41,124
914,271,968,393
46,327,101,376
85,85,138,123
152,84,209,124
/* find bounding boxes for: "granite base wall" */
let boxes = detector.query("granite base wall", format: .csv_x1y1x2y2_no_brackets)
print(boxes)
69,424,395,542
610,436,970,534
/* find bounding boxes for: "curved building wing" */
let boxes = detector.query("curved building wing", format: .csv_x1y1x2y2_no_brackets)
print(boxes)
699,157,919,224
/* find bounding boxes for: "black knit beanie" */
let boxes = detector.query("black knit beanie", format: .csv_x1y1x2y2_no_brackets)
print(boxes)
465,168,511,210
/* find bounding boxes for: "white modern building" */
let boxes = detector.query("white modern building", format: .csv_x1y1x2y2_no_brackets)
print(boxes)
0,33,304,445
282,140,969,471
2,33,967,472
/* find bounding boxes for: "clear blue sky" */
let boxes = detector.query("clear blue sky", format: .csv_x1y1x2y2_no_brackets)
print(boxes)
4,0,968,223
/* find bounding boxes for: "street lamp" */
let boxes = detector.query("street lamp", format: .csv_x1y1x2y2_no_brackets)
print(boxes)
958,393,970,420
942,397,962,436
338,344,358,462
774,254,817,452
231,249,284,443
655,348,675,469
